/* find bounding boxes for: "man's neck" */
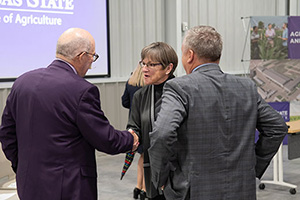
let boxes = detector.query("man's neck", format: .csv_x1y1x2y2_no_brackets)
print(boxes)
189,59,219,74
55,55,78,75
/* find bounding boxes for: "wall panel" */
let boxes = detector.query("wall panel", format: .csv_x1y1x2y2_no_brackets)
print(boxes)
182,0,281,74
0,88,14,180
119,1,134,77
95,82,129,130
290,0,300,15
0,89,11,114
109,0,165,78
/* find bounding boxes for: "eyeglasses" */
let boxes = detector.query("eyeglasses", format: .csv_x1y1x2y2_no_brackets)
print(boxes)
139,61,162,68
85,52,99,62
78,51,99,62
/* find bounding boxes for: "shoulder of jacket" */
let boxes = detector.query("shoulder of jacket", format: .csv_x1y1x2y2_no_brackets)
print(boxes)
166,74,193,85
136,85,151,94
232,75,255,84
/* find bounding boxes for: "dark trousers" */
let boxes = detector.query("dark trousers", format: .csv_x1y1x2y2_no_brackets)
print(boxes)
149,194,166,200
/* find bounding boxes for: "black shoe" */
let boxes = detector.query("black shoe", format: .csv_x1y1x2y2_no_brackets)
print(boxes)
140,190,146,200
133,187,141,199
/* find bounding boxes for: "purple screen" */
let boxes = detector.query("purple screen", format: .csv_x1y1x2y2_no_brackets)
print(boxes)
0,0,109,80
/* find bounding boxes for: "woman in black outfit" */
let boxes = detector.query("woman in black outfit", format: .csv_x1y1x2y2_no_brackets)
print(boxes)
127,42,178,200
121,64,146,199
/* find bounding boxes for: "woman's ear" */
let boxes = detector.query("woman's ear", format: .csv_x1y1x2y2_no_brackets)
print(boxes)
166,63,173,75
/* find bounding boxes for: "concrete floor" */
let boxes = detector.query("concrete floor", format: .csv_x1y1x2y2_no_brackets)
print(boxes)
1,145,299,200
97,145,300,200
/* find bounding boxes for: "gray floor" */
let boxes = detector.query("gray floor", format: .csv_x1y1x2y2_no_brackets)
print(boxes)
97,145,300,200
1,145,299,200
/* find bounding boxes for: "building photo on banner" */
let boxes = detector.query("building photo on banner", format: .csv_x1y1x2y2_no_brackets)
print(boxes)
249,16,300,121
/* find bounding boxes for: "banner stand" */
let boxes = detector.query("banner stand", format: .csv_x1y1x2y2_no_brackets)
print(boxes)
259,143,297,194
241,16,251,63
259,102,297,194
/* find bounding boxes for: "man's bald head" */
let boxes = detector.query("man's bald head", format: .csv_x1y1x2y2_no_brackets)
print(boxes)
55,28,96,77
56,28,95,60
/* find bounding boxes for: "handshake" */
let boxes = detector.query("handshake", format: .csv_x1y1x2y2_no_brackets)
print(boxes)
128,129,140,151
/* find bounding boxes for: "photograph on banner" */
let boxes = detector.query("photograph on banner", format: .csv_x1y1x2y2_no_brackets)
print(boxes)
249,16,300,120
250,59,300,103
250,16,288,60
250,59,300,119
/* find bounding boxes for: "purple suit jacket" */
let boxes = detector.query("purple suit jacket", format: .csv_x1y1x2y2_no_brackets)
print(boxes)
0,60,133,200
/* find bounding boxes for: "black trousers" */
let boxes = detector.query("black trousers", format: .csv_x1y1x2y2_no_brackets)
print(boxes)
149,194,166,200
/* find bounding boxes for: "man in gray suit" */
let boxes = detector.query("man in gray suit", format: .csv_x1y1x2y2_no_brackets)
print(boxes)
148,25,288,200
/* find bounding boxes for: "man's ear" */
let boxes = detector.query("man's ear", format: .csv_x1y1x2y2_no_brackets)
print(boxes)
187,49,195,63
77,52,85,62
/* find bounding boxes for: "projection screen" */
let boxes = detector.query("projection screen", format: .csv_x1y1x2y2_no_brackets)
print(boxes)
0,0,110,81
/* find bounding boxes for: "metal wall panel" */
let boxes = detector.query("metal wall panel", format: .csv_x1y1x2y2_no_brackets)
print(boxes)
182,0,280,74
290,0,300,15
109,0,165,78
0,88,14,179
0,88,11,114
95,82,129,130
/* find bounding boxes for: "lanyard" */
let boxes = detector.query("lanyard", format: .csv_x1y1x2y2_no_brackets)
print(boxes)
150,84,155,128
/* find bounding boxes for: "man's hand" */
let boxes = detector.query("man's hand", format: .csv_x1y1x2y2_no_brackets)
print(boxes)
128,129,139,151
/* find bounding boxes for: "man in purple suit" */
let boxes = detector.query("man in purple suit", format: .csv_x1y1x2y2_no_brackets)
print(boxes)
0,28,139,200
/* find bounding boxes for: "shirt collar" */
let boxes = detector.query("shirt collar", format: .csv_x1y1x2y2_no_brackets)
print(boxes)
55,58,77,74
192,63,219,73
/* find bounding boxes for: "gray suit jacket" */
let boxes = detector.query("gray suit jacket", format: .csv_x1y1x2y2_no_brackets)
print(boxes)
148,64,287,200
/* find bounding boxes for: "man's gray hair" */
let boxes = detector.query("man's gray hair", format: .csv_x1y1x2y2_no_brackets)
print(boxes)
183,25,222,62
56,35,92,60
